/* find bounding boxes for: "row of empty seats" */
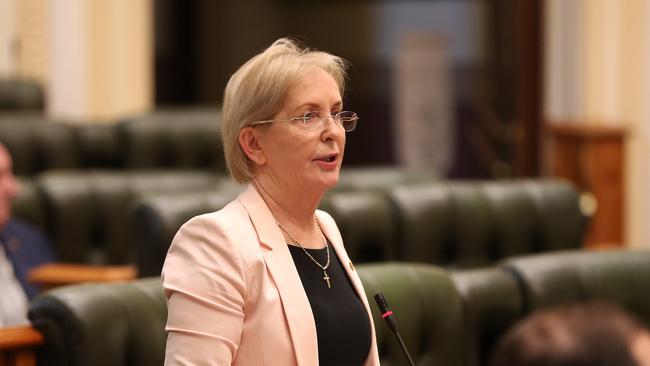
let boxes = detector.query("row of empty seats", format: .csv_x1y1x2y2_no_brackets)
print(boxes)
22,249,650,366
13,168,586,276
134,178,588,275
0,109,223,176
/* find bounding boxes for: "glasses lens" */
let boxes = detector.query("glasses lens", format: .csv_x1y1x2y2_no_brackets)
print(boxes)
338,111,358,132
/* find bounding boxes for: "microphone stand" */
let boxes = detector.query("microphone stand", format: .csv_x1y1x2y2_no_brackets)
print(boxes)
374,293,416,366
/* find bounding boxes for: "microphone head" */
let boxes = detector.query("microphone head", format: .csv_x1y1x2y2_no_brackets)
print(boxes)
374,292,392,313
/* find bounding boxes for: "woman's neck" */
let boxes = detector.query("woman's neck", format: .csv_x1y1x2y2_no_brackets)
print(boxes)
252,175,327,248
253,176,323,225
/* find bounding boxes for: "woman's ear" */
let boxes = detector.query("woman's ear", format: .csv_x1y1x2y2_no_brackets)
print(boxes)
238,127,266,165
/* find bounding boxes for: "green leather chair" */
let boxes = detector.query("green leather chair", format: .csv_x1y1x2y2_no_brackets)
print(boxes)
36,171,223,265
29,264,464,366
28,278,166,366
388,180,588,268
451,267,523,366
334,167,436,191
358,263,465,366
118,109,224,172
0,78,44,110
130,168,433,276
319,190,398,263
0,119,79,176
75,124,123,168
501,249,650,325
13,178,46,229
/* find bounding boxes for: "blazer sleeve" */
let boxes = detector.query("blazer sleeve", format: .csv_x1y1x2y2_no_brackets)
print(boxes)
162,213,248,365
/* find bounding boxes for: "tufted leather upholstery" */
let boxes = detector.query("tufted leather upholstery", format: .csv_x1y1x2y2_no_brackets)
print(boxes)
358,263,465,366
27,264,465,366
501,249,650,325
13,178,47,229
320,190,398,263
75,124,123,168
334,167,436,191
389,180,588,267
23,250,650,366
118,109,224,172
36,171,222,265
131,168,433,276
0,109,224,176
451,267,523,366
0,78,44,110
28,278,166,366
0,119,80,176
130,178,587,277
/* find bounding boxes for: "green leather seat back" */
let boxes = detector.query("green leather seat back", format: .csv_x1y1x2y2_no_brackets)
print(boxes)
29,278,166,366
520,180,588,251
320,190,397,262
119,109,224,172
358,263,465,366
132,182,245,276
0,119,79,176
389,180,586,267
37,171,221,264
335,167,436,191
448,184,493,267
451,267,523,366
479,182,538,258
13,177,46,229
75,124,123,168
0,78,44,110
502,250,650,326
389,184,453,264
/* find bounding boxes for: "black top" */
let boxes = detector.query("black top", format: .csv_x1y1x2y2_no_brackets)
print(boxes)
288,242,371,366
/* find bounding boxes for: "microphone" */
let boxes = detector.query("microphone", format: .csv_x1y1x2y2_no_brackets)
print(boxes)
374,293,416,366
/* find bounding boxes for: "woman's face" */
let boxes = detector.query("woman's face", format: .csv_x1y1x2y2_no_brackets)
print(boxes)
257,67,346,193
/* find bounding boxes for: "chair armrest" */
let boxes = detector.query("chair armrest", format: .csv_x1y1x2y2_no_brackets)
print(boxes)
28,263,137,289
0,325,43,350
0,325,43,366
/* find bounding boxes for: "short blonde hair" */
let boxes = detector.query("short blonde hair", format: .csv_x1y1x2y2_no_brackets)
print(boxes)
221,38,348,183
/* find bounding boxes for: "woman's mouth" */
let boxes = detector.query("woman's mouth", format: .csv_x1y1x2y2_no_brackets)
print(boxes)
313,154,339,170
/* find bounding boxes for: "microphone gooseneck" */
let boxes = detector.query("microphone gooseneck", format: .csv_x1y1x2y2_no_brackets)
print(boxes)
373,293,416,366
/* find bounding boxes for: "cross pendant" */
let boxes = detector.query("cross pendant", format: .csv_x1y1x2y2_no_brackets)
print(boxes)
323,270,331,288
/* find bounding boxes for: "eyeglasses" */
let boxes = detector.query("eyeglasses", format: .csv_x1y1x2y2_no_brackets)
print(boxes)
250,111,358,132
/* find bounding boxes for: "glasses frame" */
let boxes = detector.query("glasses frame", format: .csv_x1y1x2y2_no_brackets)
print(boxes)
250,111,359,132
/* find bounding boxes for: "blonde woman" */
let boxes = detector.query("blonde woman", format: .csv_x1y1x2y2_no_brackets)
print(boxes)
162,38,380,365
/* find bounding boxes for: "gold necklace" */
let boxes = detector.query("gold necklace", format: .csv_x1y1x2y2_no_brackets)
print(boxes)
276,218,332,288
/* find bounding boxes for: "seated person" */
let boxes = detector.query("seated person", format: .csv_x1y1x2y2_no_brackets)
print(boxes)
0,143,54,326
491,301,650,366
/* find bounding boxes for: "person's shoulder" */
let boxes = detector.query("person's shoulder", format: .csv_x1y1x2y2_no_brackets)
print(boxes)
164,198,255,275
3,218,48,242
2,218,55,262
171,197,257,253
181,197,248,232
315,209,336,226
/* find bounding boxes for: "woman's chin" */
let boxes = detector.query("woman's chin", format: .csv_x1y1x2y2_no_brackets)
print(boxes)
315,171,340,190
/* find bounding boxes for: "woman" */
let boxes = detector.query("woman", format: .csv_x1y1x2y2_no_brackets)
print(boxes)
162,38,380,365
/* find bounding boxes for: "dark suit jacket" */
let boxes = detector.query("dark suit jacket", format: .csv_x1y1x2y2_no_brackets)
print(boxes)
0,218,55,299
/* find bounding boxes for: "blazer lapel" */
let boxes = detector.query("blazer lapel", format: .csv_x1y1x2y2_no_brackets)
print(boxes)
237,185,319,366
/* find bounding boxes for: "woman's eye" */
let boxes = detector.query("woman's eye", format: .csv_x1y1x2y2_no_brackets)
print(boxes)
304,111,320,122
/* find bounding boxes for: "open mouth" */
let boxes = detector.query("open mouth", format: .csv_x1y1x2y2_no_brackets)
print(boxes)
315,154,337,163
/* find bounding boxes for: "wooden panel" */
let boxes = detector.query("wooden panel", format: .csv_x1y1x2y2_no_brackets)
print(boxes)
28,263,137,289
0,326,43,366
547,123,625,247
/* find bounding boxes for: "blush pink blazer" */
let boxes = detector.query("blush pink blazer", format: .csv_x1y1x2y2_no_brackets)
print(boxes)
162,185,381,365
